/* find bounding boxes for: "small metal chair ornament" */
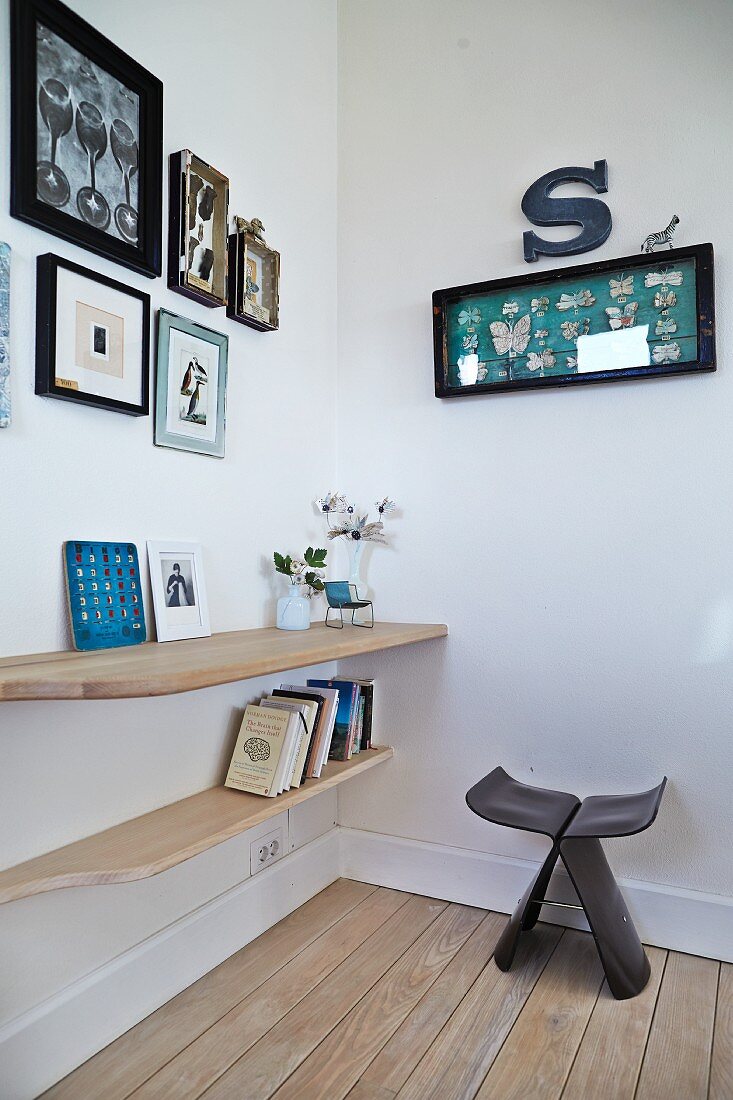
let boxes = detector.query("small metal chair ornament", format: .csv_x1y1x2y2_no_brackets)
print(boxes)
324,581,374,629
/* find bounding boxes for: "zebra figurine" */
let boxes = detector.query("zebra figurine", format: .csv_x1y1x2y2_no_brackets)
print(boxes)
641,215,680,253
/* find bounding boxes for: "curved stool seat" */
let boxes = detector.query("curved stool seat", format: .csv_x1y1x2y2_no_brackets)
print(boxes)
563,780,666,839
466,767,667,1000
466,767,580,840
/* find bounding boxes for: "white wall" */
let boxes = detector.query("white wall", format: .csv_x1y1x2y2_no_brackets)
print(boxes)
0,0,337,1050
3,0,733,1088
337,0,733,897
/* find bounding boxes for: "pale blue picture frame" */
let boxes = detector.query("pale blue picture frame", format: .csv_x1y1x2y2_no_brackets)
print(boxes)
154,308,228,458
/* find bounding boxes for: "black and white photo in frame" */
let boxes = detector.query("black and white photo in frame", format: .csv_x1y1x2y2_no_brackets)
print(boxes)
147,541,210,642
11,0,163,277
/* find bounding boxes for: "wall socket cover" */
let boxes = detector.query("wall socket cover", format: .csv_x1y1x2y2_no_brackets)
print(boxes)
250,826,284,876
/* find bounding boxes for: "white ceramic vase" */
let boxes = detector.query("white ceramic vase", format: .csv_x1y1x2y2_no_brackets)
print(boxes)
276,586,311,630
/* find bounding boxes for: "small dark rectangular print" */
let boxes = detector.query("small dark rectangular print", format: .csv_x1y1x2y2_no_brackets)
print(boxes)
433,243,715,398
11,0,162,277
93,323,107,355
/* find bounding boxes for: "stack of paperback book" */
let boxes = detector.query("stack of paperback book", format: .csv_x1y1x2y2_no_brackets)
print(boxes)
224,678,374,797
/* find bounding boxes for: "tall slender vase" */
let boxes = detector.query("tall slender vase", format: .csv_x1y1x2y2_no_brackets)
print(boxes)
348,539,365,599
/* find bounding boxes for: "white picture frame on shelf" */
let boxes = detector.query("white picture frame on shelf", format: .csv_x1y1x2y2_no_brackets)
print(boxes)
147,540,211,642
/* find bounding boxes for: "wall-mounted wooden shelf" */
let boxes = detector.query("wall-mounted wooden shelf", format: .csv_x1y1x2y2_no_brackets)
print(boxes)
0,747,394,904
0,621,447,701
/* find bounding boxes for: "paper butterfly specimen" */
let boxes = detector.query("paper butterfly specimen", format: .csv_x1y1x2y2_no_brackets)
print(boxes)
534,328,549,340
526,349,556,372
458,306,482,326
462,333,479,352
531,296,549,313
655,317,678,336
560,317,590,342
556,289,595,311
654,289,677,309
652,342,681,364
605,302,639,329
489,313,531,357
566,356,578,370
502,300,519,317
644,269,683,288
609,274,634,298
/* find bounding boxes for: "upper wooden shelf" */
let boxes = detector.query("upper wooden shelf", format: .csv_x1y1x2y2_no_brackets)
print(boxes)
0,747,394,904
0,621,448,701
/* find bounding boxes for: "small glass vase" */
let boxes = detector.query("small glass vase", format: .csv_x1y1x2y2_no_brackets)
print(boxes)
276,585,311,631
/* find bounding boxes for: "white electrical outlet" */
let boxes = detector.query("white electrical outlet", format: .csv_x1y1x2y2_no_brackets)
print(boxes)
250,826,284,876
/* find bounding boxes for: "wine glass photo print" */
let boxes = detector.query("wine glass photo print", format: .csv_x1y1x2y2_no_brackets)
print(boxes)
10,0,163,277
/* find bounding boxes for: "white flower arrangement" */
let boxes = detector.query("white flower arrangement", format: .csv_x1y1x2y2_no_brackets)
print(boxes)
314,492,398,545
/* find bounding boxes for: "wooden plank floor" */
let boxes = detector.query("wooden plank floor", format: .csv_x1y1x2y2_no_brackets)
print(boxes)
43,880,730,1100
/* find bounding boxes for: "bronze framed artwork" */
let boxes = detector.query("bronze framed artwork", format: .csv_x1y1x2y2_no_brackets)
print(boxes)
227,216,280,332
168,150,229,308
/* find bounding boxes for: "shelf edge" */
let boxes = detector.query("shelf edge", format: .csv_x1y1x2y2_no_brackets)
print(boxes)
0,747,394,904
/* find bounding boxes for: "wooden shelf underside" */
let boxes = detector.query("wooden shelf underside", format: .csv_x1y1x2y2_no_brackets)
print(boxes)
0,622,448,701
0,747,394,904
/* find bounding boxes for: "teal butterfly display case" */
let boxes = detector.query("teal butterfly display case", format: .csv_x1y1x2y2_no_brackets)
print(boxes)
433,243,715,397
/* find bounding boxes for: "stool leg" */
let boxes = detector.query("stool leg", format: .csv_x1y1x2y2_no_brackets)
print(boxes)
495,846,560,971
560,836,650,1000
522,842,562,931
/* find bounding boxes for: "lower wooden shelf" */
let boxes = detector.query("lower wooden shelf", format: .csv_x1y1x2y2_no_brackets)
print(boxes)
0,747,394,904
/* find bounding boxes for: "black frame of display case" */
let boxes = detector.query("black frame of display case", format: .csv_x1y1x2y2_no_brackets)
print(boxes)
433,243,716,398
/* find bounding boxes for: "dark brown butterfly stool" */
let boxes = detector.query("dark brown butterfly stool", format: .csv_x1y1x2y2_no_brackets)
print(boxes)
466,768,667,1000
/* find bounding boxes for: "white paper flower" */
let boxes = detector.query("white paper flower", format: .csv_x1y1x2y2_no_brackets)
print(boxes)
289,558,306,575
375,497,396,516
314,491,350,514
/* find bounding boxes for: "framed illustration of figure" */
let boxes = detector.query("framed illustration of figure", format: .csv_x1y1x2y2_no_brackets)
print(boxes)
10,0,163,277
154,309,228,457
35,253,150,415
147,540,211,642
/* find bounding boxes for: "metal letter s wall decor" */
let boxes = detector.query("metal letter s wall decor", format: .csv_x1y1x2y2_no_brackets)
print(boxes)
521,160,612,263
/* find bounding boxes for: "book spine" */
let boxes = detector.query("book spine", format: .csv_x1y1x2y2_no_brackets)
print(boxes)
346,684,360,758
360,684,374,749
355,695,365,754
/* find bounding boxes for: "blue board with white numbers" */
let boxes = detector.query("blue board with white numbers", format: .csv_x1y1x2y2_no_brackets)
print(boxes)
64,541,146,651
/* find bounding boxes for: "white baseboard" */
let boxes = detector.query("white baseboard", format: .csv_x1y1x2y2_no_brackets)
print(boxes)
0,829,340,1100
340,827,733,964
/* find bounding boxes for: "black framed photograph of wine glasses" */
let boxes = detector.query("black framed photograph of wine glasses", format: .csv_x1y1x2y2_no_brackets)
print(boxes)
10,0,163,278
36,253,150,416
